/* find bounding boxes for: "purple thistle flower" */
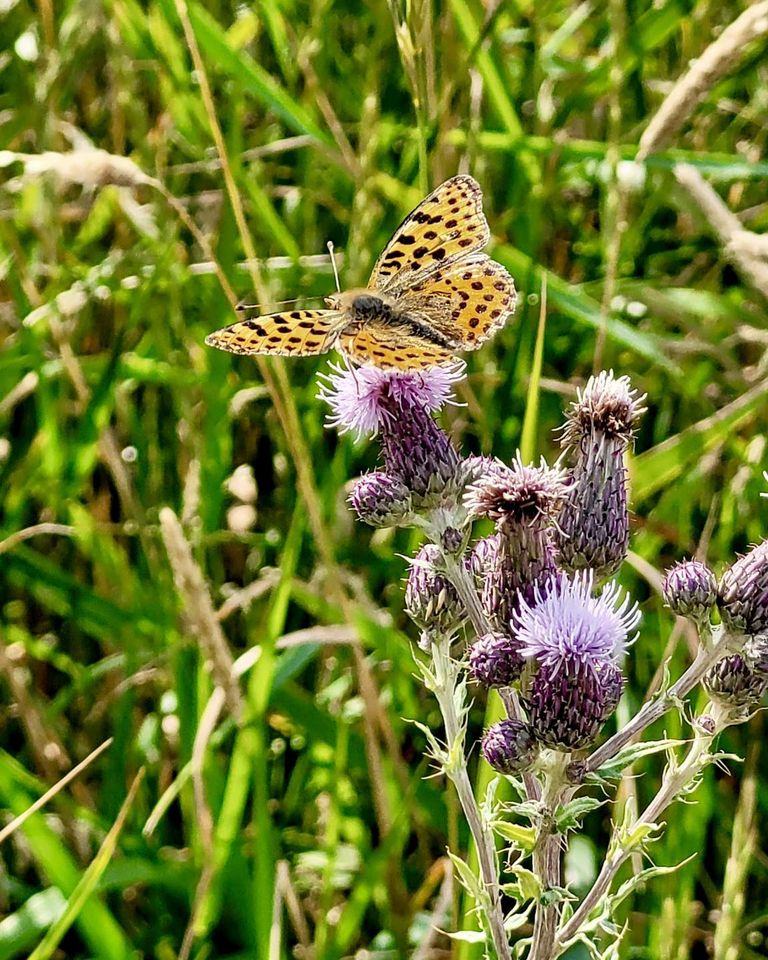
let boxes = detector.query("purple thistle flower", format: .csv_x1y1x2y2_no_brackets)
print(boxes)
555,371,645,582
480,719,537,775
465,456,567,633
404,543,467,641
662,559,717,623
318,361,465,440
320,361,466,515
513,572,640,672
514,573,638,751
469,632,524,687
718,539,768,637
349,472,413,527
704,654,768,709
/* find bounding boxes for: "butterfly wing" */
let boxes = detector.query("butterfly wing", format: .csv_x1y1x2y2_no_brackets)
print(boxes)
205,309,342,357
369,175,490,295
401,255,517,351
338,323,454,371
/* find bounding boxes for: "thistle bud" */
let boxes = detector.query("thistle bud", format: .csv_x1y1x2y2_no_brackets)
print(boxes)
468,633,524,687
662,560,717,623
555,371,645,581
469,533,500,588
465,457,566,632
719,540,768,636
404,544,466,638
480,719,537,775
349,472,413,527
704,654,768,708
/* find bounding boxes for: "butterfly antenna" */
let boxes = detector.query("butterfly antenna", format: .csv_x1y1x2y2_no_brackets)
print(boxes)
235,296,305,312
327,241,341,293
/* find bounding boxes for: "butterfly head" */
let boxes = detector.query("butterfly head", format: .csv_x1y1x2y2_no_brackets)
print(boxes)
325,288,395,321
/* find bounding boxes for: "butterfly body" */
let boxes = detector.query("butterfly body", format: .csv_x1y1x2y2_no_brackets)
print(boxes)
206,175,517,370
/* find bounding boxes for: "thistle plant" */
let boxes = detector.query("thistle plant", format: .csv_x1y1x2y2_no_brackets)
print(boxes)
320,362,766,959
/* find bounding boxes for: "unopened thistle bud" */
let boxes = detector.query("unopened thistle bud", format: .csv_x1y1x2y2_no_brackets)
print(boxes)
556,371,645,581
349,472,413,527
663,559,717,623
465,457,567,632
480,719,537,775
704,654,768,708
469,632,524,687
719,540,768,637
514,572,639,751
404,543,466,639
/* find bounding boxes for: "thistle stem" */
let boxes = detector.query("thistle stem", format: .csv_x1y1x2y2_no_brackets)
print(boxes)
556,702,728,951
441,553,540,805
431,638,512,960
529,754,568,960
584,623,725,773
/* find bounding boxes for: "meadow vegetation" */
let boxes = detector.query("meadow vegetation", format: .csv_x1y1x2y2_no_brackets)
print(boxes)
1,1,768,957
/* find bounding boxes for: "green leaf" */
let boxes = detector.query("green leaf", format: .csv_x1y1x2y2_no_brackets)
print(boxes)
555,796,607,833
490,820,537,853
633,377,768,502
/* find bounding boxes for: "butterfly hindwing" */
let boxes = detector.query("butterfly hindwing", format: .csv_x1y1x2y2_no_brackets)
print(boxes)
402,255,517,351
338,323,454,371
205,309,342,357
368,175,490,295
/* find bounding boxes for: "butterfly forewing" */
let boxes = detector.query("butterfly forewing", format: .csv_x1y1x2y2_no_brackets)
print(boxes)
402,255,517,351
205,309,342,357
338,325,454,371
368,175,490,294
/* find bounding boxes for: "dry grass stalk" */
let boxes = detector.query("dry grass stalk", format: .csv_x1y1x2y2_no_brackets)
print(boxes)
159,507,243,718
638,2,768,159
674,163,768,299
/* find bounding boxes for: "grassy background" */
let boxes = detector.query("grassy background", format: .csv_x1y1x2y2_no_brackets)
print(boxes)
1,1,768,957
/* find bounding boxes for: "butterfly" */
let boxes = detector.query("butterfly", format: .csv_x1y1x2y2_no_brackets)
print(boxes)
205,175,517,371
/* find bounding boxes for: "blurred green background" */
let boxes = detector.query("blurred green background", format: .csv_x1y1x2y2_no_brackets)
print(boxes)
1,1,767,958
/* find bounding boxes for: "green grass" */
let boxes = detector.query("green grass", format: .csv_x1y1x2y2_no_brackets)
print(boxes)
1,1,767,958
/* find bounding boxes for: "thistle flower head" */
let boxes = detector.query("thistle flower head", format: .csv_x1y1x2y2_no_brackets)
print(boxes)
480,719,537,775
318,361,465,440
663,559,717,623
465,455,567,527
555,372,644,582
468,632,524,687
513,571,640,673
526,656,624,751
560,371,646,453
719,540,768,637
349,472,413,527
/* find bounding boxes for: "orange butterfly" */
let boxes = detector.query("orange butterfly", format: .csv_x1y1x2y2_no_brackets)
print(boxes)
205,175,517,371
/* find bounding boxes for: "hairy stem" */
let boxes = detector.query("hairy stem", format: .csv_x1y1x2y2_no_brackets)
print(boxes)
556,701,729,951
585,623,725,773
430,638,512,960
529,754,568,960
